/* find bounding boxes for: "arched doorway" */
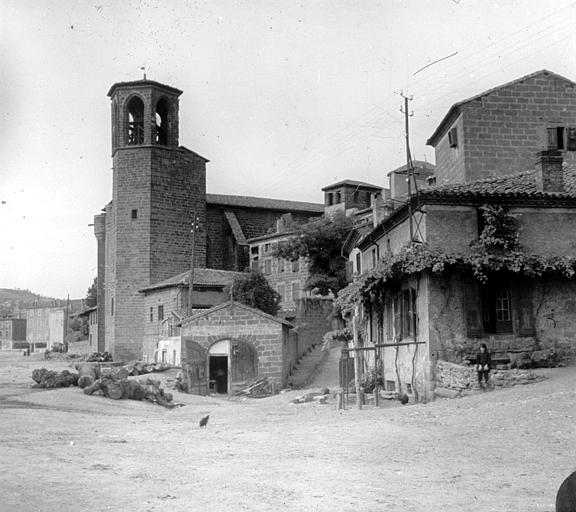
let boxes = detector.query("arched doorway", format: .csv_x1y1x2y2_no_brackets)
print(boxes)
208,339,258,394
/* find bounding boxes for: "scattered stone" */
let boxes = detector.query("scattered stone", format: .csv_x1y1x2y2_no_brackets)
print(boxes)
434,387,461,399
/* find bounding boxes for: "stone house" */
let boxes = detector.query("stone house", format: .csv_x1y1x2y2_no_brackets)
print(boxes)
349,150,576,401
248,229,310,314
139,268,241,364
0,318,26,351
180,301,294,394
426,69,576,186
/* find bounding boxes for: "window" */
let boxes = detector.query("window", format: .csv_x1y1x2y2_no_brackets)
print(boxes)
263,243,270,253
149,307,154,323
371,247,378,268
291,259,300,272
89,333,92,345
335,191,341,203
277,258,285,273
385,380,396,392
327,193,333,206
110,298,114,316
355,253,361,274
278,283,285,300
448,127,458,148
127,96,144,145
292,282,300,301
158,305,164,322
154,98,168,145
482,284,513,334
264,259,272,275
131,209,138,220
393,288,417,341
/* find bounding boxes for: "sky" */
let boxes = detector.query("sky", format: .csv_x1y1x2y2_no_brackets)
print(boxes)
1,0,575,299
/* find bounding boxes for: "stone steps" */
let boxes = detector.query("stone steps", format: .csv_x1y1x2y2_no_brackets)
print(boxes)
287,345,328,389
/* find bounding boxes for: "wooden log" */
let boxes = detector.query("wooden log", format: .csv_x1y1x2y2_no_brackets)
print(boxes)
75,363,100,388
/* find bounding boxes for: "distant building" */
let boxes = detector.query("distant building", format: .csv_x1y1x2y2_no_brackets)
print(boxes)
0,318,27,351
387,161,435,199
25,301,82,351
248,229,309,313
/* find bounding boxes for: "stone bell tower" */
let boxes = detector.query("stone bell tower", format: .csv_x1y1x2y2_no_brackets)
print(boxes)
101,79,208,361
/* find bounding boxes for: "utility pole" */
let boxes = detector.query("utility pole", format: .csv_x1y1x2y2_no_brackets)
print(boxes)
400,92,415,242
188,212,200,316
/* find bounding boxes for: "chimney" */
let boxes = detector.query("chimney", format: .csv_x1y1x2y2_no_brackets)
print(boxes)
372,192,385,227
535,149,564,193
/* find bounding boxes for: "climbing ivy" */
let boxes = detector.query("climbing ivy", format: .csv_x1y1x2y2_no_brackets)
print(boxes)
336,205,576,312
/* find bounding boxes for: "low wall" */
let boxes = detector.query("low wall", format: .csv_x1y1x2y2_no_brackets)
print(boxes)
435,360,545,396
67,340,93,356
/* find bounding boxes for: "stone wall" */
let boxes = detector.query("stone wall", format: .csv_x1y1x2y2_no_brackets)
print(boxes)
67,339,93,356
433,71,576,185
435,360,544,396
181,302,292,387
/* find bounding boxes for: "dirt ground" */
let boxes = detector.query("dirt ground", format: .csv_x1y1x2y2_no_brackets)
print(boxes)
0,352,574,511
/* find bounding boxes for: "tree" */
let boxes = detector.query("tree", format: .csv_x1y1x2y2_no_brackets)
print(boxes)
273,213,354,295
225,271,281,316
85,277,97,308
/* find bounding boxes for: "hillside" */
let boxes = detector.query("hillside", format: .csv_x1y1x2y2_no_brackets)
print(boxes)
0,288,56,304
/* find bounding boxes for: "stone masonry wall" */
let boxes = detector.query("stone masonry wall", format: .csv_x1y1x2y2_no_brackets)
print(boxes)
435,360,544,396
434,113,467,186
181,304,291,387
433,71,576,185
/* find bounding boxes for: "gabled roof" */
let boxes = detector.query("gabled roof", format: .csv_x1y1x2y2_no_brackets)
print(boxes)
206,194,324,213
426,70,576,147
322,179,382,191
140,268,242,293
180,300,293,327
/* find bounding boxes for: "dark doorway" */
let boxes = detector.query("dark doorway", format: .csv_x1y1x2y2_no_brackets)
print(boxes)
209,355,228,394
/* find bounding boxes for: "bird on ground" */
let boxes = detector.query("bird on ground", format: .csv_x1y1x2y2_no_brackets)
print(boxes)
199,414,210,428
398,393,409,405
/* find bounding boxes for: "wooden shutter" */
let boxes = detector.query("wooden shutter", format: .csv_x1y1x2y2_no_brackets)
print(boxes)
409,288,417,339
465,279,483,337
516,282,536,337
567,127,576,151
231,341,258,390
183,338,208,396
393,293,402,341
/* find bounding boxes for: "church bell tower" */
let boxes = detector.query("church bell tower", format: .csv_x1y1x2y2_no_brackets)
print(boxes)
103,78,208,361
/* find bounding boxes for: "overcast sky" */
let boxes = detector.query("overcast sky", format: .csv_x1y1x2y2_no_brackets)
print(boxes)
1,0,575,299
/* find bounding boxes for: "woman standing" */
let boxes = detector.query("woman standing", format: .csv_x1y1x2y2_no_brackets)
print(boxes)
476,343,492,389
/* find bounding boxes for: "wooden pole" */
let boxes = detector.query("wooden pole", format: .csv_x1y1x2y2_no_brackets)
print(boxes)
352,307,362,410
188,212,198,316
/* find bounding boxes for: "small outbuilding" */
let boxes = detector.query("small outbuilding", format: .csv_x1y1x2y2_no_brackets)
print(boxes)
180,301,296,395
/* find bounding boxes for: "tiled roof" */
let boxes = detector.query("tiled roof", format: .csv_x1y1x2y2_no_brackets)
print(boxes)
140,268,242,293
107,79,182,97
421,165,576,201
206,194,324,213
359,165,576,250
322,179,383,191
427,70,576,146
